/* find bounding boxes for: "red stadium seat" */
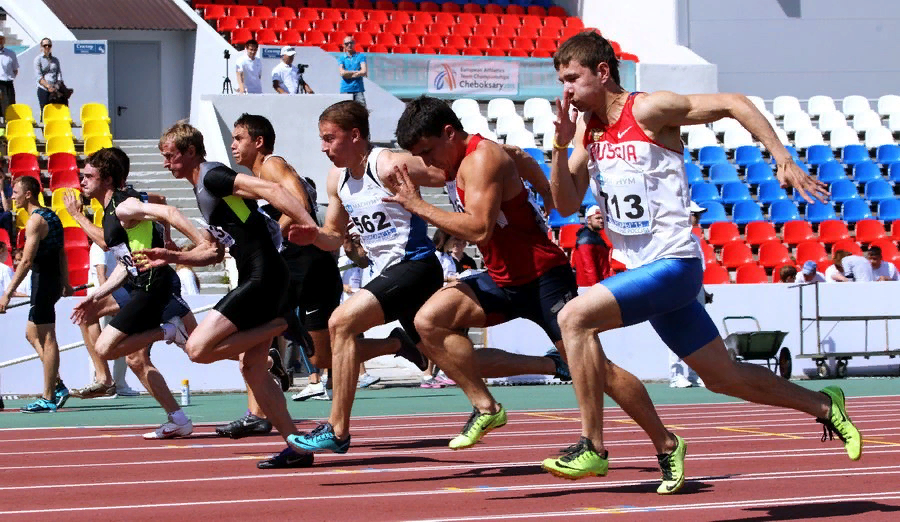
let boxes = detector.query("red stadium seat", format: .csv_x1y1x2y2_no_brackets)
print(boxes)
66,246,90,270
320,9,343,22
434,12,454,25
499,14,521,26
462,3,483,15
517,26,540,39
870,238,900,257
442,2,460,13
543,16,564,31
439,47,460,55
63,227,88,249
392,45,413,54
287,19,311,31
490,37,512,51
484,4,505,15
855,219,887,244
565,16,584,29
229,6,250,18
472,25,495,38
304,30,327,46
353,0,373,8
296,8,318,20
745,221,778,247
832,239,863,256
457,13,477,26
345,10,366,22
708,221,740,247
69,267,90,295
383,20,405,33
507,49,529,57
449,25,472,37
230,28,253,44
495,25,517,38
704,263,730,284
429,23,452,37
420,1,439,12
375,33,398,46
216,17,239,32
353,32,375,46
202,5,226,20
735,263,768,284
16,229,25,249
818,220,851,245
484,48,506,57
250,6,273,18
275,7,296,20
538,26,561,39
721,240,754,269
445,35,467,49
311,20,336,32
337,19,360,32
534,38,556,53
417,46,438,55
507,4,526,15
389,11,411,24
757,240,792,269
241,18,264,31
549,6,569,17
320,42,341,51
422,34,444,47
360,20,382,33
513,37,536,51
281,29,303,45
795,241,829,266
782,220,816,246
462,48,484,56
468,35,490,49
479,14,499,27
9,153,40,179
331,0,350,8
527,6,547,16
620,52,640,62
266,18,287,31
306,0,328,7
375,1,395,10
410,12,433,24
330,31,350,44
256,29,279,45
369,43,391,53
398,34,421,47
521,14,542,28
397,1,416,11
260,0,282,8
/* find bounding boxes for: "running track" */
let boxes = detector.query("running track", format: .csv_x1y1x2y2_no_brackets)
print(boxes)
1,396,899,520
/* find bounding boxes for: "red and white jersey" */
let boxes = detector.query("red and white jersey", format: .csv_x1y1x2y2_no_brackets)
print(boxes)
583,93,701,268
446,134,569,286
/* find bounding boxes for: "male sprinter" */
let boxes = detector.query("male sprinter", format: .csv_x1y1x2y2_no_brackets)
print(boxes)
544,31,860,488
216,114,343,449
0,176,72,412
70,148,214,438
145,122,319,468
391,96,687,493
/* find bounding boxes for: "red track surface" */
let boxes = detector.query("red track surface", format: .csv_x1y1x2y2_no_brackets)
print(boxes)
2,397,899,521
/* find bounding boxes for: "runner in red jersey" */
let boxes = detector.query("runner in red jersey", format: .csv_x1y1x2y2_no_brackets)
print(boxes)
390,97,686,465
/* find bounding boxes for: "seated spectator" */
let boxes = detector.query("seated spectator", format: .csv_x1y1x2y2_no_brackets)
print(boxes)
432,229,459,283
573,205,612,286
829,250,875,282
448,235,478,274
779,265,798,283
797,261,826,283
866,246,899,281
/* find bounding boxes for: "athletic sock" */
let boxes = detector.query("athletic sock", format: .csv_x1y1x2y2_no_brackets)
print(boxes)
171,409,189,425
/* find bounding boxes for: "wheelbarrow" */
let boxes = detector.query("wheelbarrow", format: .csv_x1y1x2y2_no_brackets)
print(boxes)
722,316,792,379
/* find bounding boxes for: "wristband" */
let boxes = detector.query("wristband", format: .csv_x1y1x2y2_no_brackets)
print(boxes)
552,136,571,150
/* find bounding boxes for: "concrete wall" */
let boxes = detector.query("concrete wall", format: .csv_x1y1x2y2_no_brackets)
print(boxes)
0,0,74,43
73,29,193,133
684,0,900,100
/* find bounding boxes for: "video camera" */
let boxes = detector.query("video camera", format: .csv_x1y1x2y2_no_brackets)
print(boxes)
297,63,309,74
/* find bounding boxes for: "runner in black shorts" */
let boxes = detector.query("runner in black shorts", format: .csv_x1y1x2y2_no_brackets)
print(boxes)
147,122,320,467
0,176,72,413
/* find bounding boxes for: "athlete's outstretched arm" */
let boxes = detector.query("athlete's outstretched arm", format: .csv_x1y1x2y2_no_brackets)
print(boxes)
378,150,447,188
635,91,828,203
114,198,212,252
71,263,128,325
231,173,319,239
550,90,591,216
502,144,554,212
314,167,350,253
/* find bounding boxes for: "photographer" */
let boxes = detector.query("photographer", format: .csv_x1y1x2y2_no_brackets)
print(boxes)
337,37,366,105
271,46,314,94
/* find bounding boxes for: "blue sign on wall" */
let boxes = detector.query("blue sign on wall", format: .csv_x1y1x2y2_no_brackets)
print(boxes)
261,47,282,59
74,43,106,55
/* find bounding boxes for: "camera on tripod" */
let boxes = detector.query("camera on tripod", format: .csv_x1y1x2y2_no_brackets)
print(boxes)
224,49,231,60
297,63,309,73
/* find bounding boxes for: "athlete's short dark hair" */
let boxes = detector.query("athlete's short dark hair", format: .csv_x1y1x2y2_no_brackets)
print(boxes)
15,175,42,203
319,100,370,141
234,113,276,153
395,96,463,151
87,147,129,189
554,31,620,86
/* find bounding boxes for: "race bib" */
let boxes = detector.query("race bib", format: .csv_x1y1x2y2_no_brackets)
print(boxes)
593,172,650,236
346,199,398,249
206,224,235,247
109,243,138,277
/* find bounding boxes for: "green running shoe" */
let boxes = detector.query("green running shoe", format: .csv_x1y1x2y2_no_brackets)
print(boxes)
819,386,862,461
542,436,609,480
656,434,687,494
449,405,507,449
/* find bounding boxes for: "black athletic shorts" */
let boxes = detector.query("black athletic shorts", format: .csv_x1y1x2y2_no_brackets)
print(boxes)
460,263,577,343
110,269,190,336
28,270,61,325
363,254,443,344
284,247,342,331
215,250,290,331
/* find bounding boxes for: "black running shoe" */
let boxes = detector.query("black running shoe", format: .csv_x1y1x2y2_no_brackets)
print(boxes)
390,327,428,371
282,311,315,358
257,446,314,469
0,395,4,411
215,413,273,439
269,348,293,392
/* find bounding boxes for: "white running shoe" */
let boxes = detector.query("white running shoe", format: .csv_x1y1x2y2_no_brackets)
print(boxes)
291,382,325,401
163,315,189,349
115,386,141,397
312,387,333,401
143,414,193,440
357,373,381,389
669,375,694,388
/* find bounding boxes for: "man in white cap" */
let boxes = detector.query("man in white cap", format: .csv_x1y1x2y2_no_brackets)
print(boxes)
688,200,706,227
271,46,313,94
797,260,826,283
572,204,612,286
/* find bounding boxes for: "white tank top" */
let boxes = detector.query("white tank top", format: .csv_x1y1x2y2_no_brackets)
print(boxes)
337,147,434,274
583,94,701,268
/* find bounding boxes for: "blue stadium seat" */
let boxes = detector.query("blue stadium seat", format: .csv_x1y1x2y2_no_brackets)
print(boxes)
721,182,753,205
581,190,598,208
698,201,728,226
734,145,763,167
890,163,900,183
878,199,900,221
757,180,789,204
540,163,550,179
842,144,870,165
864,179,895,203
732,200,765,225
876,144,900,165
841,199,874,223
698,146,728,167
853,161,883,183
709,163,741,185
769,200,802,224
691,182,721,203
524,147,546,165
685,163,704,185
683,148,691,163
829,179,861,203
805,144,834,166
547,209,580,228
746,162,776,185
805,202,838,224
817,161,848,183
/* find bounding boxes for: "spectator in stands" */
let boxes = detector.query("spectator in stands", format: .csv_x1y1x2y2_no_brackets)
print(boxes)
11,248,30,295
689,201,705,227
448,235,478,274
235,39,262,94
573,205,612,286
0,34,19,122
797,261,826,283
830,250,875,282
432,229,459,283
272,46,313,94
0,241,25,296
34,38,66,114
866,246,899,281
337,37,367,106
779,265,798,283
1,173,14,241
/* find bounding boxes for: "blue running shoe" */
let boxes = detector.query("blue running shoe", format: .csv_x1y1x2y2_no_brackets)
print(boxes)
54,381,70,409
21,398,57,413
545,348,571,382
287,423,351,454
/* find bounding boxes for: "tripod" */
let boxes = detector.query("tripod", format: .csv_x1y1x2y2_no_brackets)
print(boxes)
222,52,233,94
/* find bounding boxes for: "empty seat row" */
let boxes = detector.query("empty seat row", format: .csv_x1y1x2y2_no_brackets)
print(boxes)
199,1,570,19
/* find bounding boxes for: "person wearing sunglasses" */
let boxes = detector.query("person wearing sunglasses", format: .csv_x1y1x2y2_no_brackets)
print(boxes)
34,38,67,114
337,38,367,106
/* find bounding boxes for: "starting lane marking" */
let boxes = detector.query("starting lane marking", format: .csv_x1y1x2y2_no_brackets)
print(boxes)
522,412,576,421
2,468,900,516
716,427,805,440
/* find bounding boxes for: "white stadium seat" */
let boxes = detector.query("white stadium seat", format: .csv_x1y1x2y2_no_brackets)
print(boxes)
532,113,555,138
817,110,849,133
807,95,836,118
451,98,481,119
723,127,754,150
876,95,900,117
495,113,525,138
686,125,718,150
888,113,900,134
829,126,862,149
781,111,813,133
746,95,766,112
775,127,791,145
523,98,553,121
852,110,884,133
487,98,516,121
773,95,801,118
711,117,740,136
793,127,825,150
505,128,537,149
460,115,491,136
864,126,894,150
841,95,871,118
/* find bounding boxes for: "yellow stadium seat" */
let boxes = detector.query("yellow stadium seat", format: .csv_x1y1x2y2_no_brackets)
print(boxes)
46,135,77,156
15,207,29,229
44,120,74,140
56,208,79,228
80,103,111,125
90,198,105,227
8,136,38,156
84,135,113,156
82,119,112,140
42,103,73,125
51,188,80,212
6,119,36,139
5,104,35,124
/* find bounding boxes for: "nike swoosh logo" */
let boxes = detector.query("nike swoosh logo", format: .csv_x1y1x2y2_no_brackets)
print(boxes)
286,455,306,464
161,427,180,436
665,483,680,492
617,127,632,139
306,309,319,315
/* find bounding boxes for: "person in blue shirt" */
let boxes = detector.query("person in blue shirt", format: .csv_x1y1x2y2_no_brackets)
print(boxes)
337,37,367,106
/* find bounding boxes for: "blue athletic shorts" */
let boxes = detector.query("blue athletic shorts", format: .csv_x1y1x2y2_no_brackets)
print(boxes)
600,258,718,358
